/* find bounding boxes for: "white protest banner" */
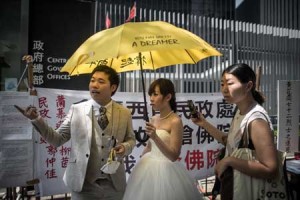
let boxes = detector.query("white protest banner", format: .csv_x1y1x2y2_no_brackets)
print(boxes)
32,88,233,196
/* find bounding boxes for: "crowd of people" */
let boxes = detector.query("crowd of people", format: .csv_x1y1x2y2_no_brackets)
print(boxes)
19,63,282,200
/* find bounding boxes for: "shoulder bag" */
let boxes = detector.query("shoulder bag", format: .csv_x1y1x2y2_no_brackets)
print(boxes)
220,111,289,200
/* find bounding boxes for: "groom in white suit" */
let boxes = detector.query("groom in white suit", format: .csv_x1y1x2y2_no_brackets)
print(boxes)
21,65,136,200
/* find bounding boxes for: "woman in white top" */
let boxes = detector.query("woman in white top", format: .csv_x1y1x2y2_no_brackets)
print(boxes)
191,63,278,198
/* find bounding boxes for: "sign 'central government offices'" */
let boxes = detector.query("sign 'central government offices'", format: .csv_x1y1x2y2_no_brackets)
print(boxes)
29,0,94,90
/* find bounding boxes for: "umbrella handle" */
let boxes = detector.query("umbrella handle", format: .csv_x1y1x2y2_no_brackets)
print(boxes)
135,132,149,143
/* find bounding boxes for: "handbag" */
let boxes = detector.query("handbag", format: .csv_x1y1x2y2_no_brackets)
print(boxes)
220,111,288,200
211,146,226,199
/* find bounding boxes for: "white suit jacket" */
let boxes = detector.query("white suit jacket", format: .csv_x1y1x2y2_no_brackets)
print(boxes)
32,99,136,192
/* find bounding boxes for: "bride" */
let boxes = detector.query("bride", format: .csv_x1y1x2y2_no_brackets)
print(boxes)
123,78,204,200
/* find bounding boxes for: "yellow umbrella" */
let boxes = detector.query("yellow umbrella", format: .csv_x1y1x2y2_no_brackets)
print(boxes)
60,21,222,142
61,21,221,75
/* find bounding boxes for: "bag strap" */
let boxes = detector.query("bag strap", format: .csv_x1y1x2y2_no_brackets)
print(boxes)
238,110,271,149
238,111,292,199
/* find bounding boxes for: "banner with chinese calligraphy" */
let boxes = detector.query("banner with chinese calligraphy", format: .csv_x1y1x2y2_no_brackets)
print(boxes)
277,80,300,153
33,88,234,196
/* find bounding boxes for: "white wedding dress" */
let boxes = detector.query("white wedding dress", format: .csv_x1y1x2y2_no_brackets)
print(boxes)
123,130,204,200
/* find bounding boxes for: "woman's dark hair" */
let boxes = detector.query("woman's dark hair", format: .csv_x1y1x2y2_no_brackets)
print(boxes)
91,65,120,96
222,63,265,105
148,78,177,112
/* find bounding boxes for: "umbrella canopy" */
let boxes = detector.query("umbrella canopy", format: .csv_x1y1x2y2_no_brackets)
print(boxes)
60,21,222,142
60,21,222,75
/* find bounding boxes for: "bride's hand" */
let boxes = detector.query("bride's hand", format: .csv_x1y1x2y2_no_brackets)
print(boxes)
145,121,157,139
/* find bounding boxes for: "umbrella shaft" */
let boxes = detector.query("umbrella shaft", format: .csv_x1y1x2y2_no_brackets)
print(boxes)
139,52,149,122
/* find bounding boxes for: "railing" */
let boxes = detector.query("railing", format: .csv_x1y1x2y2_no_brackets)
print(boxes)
97,2,300,116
